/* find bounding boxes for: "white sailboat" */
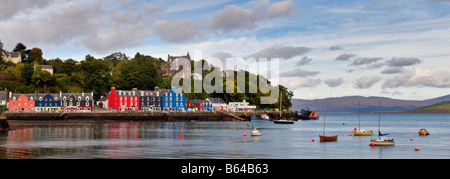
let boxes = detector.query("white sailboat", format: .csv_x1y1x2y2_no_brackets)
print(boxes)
273,92,294,124
370,101,395,146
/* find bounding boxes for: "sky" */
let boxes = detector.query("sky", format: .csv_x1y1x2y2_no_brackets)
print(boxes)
1,0,450,101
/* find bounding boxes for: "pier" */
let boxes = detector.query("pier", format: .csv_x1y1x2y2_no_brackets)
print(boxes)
3,111,301,121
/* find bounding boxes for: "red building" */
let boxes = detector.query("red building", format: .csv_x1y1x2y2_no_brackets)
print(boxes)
8,93,35,112
185,100,203,111
108,87,140,112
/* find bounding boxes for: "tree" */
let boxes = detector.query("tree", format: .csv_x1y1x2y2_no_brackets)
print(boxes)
27,48,43,64
21,63,34,84
31,66,54,92
13,42,27,62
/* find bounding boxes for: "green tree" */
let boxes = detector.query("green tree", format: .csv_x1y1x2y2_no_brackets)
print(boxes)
21,63,34,84
27,48,44,64
31,67,54,92
13,42,27,62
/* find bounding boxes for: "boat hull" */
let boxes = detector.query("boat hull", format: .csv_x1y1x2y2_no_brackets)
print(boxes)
353,131,373,136
319,135,338,142
250,116,271,122
251,130,262,136
273,120,294,124
370,139,395,146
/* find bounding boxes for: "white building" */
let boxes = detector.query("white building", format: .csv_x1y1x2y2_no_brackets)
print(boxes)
228,100,256,112
206,98,228,111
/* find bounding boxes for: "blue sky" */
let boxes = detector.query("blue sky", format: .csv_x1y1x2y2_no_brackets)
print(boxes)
1,0,450,100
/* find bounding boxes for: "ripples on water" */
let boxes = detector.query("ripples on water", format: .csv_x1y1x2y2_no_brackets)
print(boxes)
0,113,449,159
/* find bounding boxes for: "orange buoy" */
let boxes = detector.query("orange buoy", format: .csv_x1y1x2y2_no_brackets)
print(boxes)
311,139,315,142
415,147,420,151
354,128,357,131
370,142,375,146
349,133,352,136
243,133,247,137
179,133,183,139
410,138,414,141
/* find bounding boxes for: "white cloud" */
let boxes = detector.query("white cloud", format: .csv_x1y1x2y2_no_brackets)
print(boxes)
382,67,450,88
355,75,382,89
247,45,311,60
152,19,201,43
284,78,322,90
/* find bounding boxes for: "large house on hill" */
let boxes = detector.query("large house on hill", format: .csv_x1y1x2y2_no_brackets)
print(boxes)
162,53,191,78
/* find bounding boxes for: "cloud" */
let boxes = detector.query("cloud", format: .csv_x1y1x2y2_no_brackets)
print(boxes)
0,0,54,20
247,45,311,60
351,57,383,66
324,78,344,87
385,57,422,67
296,56,313,66
381,67,404,74
284,78,322,90
355,75,382,88
280,68,320,77
329,45,343,51
0,1,161,54
335,53,357,61
152,19,201,43
208,0,294,32
267,0,295,17
382,67,450,88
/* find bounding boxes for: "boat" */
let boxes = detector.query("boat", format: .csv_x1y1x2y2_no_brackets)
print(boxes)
298,108,319,120
251,113,272,122
370,101,394,146
370,137,395,146
319,113,338,142
418,128,430,135
273,92,294,124
251,127,262,136
353,101,373,136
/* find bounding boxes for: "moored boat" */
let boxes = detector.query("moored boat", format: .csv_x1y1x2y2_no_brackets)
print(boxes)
319,113,338,142
370,137,395,146
251,113,272,122
273,119,294,124
353,129,373,136
418,128,430,135
251,127,262,136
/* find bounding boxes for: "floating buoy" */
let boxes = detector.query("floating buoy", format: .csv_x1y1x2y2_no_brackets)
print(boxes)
179,133,183,139
243,133,247,137
370,142,375,146
311,139,315,142
410,138,414,141
415,147,420,151
349,133,352,136
342,123,345,125
354,128,357,131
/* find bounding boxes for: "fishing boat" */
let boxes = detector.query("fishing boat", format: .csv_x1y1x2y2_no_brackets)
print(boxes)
273,92,294,124
370,101,395,146
251,113,272,122
353,101,373,136
418,128,430,135
319,113,338,142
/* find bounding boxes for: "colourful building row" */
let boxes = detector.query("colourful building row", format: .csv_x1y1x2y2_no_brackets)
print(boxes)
7,92,94,113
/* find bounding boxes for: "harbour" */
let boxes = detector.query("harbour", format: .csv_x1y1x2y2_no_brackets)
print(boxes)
0,113,449,159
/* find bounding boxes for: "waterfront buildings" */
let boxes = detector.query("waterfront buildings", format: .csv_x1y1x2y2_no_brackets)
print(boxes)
8,93,35,112
161,88,186,111
60,92,94,112
162,53,191,78
228,100,257,112
0,92,6,110
35,93,61,112
107,87,139,112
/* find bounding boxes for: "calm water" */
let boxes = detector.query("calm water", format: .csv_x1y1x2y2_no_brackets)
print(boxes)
1,113,449,159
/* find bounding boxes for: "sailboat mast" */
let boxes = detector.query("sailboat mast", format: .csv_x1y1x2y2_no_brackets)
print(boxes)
323,113,326,136
279,92,282,118
378,101,381,132
358,101,361,130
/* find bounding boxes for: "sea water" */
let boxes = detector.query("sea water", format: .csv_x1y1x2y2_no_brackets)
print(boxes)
0,113,449,159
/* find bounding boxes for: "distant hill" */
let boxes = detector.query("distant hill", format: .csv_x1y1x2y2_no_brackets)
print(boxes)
403,101,450,113
292,95,450,112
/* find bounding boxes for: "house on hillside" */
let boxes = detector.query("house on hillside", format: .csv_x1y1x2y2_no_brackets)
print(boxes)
0,92,6,110
162,53,191,78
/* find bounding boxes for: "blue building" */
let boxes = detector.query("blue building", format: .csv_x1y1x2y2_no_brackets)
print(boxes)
203,100,212,111
35,94,61,112
161,88,186,111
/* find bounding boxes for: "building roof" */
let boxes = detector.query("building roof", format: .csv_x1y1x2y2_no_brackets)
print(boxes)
40,65,53,70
